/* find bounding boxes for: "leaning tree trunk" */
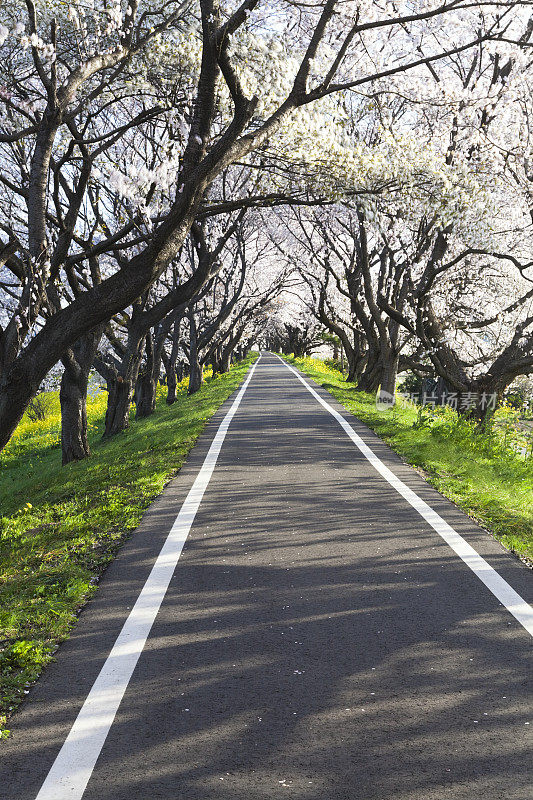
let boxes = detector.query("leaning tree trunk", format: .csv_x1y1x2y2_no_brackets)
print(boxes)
463,376,506,426
138,309,184,417
60,326,104,465
344,339,364,384
344,328,369,385
219,342,233,373
346,354,361,384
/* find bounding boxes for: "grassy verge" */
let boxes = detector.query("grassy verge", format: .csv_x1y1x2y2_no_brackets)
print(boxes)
0,355,257,738
284,355,533,567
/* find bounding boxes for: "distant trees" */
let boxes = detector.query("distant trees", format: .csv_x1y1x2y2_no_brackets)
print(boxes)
286,183,533,412
261,311,325,357
285,184,533,413
268,6,533,413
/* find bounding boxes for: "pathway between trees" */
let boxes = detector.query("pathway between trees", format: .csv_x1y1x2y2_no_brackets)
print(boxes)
1,353,532,800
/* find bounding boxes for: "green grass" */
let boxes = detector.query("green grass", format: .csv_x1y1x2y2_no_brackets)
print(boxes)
284,355,533,567
0,355,257,738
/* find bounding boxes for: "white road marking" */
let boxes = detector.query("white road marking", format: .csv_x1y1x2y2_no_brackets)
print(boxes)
279,356,533,638
35,357,261,800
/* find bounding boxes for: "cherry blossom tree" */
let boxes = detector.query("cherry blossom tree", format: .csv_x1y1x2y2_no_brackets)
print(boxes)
1,0,532,452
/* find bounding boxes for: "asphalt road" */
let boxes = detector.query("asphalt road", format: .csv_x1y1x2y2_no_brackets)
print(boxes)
1,353,532,800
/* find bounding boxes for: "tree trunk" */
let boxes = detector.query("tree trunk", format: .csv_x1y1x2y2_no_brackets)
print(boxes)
377,353,399,407
220,351,231,373
187,311,203,395
166,370,178,405
0,374,36,451
357,353,382,393
211,346,222,375
164,318,182,405
60,327,104,465
165,356,185,405
218,339,235,373
135,333,156,419
103,335,144,437
135,372,156,418
188,359,203,394
346,357,359,384
345,335,367,385
461,377,504,426
60,374,90,464
104,377,134,436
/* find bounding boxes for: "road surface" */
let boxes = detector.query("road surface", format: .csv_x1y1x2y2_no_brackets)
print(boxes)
1,353,532,800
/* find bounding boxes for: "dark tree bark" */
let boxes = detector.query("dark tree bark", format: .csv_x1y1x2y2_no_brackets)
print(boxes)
104,377,134,437
188,361,203,394
166,368,178,405
60,375,90,463
135,331,156,419
357,350,383,393
377,351,399,405
162,317,182,405
415,301,533,421
165,319,183,405
213,328,245,375
187,310,203,395
60,326,104,465
101,297,184,434
211,346,223,374
316,292,364,385
136,307,186,418
219,347,232,373
103,326,145,437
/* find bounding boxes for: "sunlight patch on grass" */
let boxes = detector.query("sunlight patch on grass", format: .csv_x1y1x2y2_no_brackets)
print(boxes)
0,356,257,738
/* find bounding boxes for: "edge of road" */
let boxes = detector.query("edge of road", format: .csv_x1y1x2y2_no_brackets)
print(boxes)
0,358,261,786
29,356,263,800
276,354,533,613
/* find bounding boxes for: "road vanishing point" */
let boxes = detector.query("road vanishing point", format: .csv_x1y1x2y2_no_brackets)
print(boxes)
1,353,532,800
